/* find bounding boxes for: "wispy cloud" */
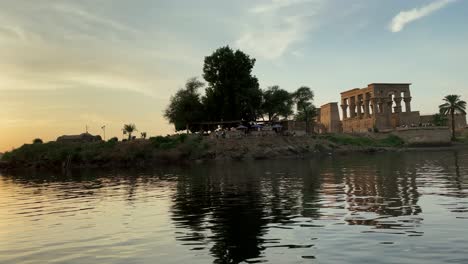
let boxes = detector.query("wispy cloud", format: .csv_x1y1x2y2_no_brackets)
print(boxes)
389,0,456,33
235,0,325,60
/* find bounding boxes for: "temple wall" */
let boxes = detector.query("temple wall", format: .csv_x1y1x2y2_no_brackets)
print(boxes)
342,117,374,133
390,127,451,145
394,111,421,126
320,103,342,133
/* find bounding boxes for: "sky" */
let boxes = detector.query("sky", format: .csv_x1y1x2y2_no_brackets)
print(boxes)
1,0,467,151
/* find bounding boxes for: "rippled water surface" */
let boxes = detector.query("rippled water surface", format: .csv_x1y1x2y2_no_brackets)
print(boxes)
1,150,468,263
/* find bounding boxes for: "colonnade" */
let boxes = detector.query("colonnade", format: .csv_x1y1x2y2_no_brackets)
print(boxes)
340,91,412,120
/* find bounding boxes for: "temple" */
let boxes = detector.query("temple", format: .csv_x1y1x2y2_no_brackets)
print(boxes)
339,83,420,132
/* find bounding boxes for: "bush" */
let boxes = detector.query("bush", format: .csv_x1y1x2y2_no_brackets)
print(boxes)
108,137,119,142
33,138,43,144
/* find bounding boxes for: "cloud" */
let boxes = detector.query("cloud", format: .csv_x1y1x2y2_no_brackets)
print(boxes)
235,0,325,60
0,1,200,99
389,0,456,33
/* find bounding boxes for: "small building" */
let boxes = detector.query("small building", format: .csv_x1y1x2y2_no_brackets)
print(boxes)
56,133,102,143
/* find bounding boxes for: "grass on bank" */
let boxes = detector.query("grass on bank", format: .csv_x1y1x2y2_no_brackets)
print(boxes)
1,134,207,166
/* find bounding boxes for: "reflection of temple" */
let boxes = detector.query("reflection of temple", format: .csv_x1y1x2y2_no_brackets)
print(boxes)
342,156,422,226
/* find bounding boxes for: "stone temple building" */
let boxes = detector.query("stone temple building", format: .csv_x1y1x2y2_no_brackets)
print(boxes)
317,82,467,134
340,83,420,133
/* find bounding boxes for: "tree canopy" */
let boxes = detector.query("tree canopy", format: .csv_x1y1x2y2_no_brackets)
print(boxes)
261,86,293,121
293,86,316,127
164,46,316,132
202,46,261,121
164,78,205,131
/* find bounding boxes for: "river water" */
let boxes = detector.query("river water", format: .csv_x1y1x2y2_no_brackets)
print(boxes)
1,150,468,263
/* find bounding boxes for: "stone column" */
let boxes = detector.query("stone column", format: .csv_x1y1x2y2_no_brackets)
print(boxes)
371,98,378,116
378,98,385,114
364,99,370,118
393,96,402,113
387,99,393,114
356,96,363,119
341,99,348,119
349,97,356,118
404,97,412,113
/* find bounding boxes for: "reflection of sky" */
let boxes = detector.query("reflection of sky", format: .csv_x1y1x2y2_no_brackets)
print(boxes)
2,0,468,151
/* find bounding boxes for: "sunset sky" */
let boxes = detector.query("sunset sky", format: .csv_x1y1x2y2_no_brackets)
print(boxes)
1,0,467,151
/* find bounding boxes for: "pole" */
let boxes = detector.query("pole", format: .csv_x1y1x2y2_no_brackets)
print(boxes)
101,125,106,141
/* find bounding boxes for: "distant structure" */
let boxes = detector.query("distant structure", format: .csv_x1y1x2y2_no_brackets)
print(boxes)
318,103,341,133
340,83,419,133
420,113,467,132
56,133,102,143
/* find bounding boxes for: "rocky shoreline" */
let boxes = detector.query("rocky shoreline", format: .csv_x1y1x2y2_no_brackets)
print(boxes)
0,135,465,171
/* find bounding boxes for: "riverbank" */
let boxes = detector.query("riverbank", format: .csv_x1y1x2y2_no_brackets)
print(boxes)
1,134,466,170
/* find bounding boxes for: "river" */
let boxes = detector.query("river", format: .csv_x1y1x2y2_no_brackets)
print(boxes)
1,150,468,263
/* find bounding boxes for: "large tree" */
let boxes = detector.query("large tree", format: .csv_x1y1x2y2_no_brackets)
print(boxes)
164,77,205,131
202,46,262,121
293,86,315,133
261,86,293,121
439,94,466,140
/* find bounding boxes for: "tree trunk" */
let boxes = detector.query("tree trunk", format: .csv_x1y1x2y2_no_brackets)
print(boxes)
128,133,132,141
451,110,456,140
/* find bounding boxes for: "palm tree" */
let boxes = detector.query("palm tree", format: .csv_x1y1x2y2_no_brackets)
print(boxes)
123,124,137,140
439,95,466,140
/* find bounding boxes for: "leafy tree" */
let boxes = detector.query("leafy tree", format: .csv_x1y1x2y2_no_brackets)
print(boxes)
202,46,261,121
439,95,466,140
165,77,205,131
261,86,293,121
432,113,448,127
32,138,43,144
123,123,137,140
295,106,316,122
293,86,315,133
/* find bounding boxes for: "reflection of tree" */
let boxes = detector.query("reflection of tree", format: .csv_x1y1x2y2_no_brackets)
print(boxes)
449,151,466,198
171,160,322,263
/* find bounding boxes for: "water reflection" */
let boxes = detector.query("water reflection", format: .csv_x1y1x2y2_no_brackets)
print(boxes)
171,154,426,263
1,150,468,263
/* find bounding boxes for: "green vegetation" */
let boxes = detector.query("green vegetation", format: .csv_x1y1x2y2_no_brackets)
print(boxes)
293,86,316,133
439,95,466,140
261,85,294,121
432,113,448,126
123,123,137,140
322,134,405,147
1,134,207,168
164,77,205,132
164,46,315,131
203,46,262,122
33,138,43,144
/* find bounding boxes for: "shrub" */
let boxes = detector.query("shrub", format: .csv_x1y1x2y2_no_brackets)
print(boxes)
33,138,43,144
108,137,119,142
